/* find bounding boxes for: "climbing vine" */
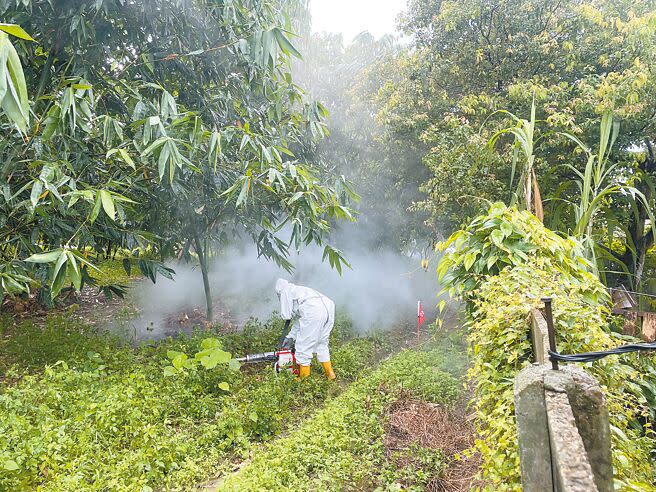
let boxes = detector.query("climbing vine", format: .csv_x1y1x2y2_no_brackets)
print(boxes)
437,204,656,490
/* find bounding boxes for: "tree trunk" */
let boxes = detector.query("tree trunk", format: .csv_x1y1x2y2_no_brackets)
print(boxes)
193,235,213,321
620,140,655,289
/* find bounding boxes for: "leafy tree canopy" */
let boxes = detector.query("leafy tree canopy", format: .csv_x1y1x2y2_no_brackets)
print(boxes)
0,0,355,316
378,0,656,285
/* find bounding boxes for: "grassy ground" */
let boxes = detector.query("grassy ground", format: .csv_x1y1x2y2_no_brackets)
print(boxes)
0,311,471,492
219,336,468,491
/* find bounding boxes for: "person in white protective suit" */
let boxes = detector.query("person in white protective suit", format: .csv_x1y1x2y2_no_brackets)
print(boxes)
275,278,336,379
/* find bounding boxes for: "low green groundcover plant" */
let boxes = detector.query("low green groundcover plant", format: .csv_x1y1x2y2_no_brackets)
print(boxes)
0,315,385,491
220,344,464,491
437,203,656,491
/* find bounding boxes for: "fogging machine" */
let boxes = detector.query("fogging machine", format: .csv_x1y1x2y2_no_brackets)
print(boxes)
235,320,298,375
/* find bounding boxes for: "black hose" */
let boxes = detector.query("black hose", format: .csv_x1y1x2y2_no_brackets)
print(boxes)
549,342,656,363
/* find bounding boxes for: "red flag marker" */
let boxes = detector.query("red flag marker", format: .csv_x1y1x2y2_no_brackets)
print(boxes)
417,301,425,336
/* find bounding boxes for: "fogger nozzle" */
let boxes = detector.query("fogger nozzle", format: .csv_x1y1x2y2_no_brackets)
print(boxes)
236,352,278,364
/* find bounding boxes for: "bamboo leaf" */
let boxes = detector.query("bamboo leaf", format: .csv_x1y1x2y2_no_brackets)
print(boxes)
236,177,249,206
90,192,102,223
66,251,81,290
0,32,29,132
273,28,303,59
0,24,33,40
50,250,69,297
25,250,63,263
99,190,116,220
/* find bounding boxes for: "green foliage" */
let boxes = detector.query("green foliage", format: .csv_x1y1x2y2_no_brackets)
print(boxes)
0,315,123,373
0,2,356,314
0,25,30,132
88,257,138,287
487,97,542,218
376,444,445,492
551,112,655,281
438,205,656,490
0,315,382,491
163,337,236,379
469,264,656,490
436,203,597,299
221,347,463,491
384,0,656,259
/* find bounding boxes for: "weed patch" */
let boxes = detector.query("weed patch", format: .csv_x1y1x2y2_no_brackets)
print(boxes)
0,315,381,491
384,398,480,492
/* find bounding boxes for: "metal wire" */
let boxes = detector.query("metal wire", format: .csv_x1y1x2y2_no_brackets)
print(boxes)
549,342,656,363
608,287,656,301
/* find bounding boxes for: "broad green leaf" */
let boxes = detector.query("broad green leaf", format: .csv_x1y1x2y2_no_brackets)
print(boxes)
0,38,8,107
0,24,34,41
52,251,68,285
200,338,220,350
236,178,250,206
30,180,43,207
107,148,136,169
141,136,168,157
71,83,92,90
172,353,188,370
273,28,303,59
50,251,69,298
0,32,29,132
490,229,504,246
25,250,63,263
218,382,230,391
463,251,477,271
90,193,102,223
99,190,116,221
486,255,498,269
199,348,231,369
67,251,81,290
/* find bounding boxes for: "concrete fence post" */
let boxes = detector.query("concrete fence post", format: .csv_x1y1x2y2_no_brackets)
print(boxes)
514,364,553,491
514,310,613,492
547,368,613,491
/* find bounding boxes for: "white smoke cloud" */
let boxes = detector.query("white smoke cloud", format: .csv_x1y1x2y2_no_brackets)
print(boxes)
121,237,441,339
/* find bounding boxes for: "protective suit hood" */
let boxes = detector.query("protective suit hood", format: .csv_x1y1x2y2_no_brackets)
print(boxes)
275,278,291,296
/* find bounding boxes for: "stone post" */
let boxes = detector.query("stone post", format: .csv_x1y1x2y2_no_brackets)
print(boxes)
515,365,613,492
514,364,553,491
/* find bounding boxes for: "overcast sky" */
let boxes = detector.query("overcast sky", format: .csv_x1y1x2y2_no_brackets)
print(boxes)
310,0,406,43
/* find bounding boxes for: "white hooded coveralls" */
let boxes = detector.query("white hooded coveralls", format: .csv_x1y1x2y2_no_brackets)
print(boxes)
275,279,335,366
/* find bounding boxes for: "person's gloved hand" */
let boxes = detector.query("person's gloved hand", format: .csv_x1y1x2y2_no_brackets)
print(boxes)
280,337,295,350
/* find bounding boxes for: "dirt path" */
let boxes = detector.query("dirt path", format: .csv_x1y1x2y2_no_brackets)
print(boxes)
384,396,481,491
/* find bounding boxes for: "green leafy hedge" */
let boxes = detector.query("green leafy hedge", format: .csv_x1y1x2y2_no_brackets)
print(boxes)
437,204,656,491
220,347,463,491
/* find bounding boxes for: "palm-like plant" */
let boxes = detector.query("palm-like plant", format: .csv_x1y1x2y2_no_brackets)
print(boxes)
488,97,544,221
559,112,654,278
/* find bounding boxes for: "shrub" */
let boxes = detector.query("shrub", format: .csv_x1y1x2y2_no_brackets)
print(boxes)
437,204,656,490
436,202,598,302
